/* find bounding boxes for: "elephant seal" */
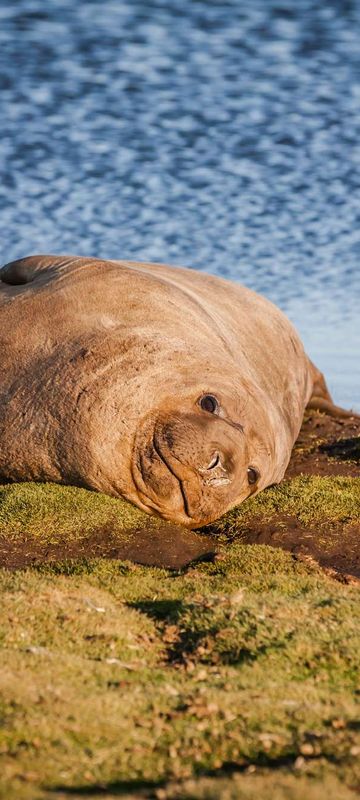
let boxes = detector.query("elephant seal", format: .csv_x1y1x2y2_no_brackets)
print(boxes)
0,255,356,528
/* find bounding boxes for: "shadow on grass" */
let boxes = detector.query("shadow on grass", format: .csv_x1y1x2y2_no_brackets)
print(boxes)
129,598,185,622
48,755,315,797
49,778,166,796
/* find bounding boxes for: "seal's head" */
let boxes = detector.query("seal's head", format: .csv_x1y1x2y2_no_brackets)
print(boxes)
131,385,278,527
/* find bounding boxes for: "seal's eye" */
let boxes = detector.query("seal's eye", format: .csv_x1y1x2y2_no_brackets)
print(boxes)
247,466,260,485
200,394,219,414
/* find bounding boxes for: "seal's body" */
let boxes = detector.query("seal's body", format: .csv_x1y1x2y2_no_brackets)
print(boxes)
0,255,352,527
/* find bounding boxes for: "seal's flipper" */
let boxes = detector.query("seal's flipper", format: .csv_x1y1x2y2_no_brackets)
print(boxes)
306,359,359,419
306,396,359,418
0,256,39,285
0,254,82,287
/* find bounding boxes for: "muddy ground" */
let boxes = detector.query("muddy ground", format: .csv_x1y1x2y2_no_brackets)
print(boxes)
236,411,360,582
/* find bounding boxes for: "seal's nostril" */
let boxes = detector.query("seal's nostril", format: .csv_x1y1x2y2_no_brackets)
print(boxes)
207,452,220,470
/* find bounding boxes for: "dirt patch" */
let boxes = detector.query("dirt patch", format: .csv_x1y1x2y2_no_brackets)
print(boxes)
235,514,360,582
285,411,360,478
0,522,219,571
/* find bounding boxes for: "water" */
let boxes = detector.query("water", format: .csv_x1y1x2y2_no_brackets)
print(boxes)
0,0,359,409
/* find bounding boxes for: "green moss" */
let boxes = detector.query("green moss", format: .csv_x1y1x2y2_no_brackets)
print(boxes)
0,481,154,543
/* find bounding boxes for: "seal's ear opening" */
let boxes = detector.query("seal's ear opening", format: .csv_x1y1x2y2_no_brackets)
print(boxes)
0,258,36,286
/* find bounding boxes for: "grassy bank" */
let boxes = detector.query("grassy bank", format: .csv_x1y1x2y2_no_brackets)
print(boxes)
0,468,359,799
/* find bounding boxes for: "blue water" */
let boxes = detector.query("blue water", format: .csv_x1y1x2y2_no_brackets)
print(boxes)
0,0,359,408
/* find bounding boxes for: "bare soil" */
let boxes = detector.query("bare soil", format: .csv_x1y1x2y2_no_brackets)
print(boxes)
285,412,360,479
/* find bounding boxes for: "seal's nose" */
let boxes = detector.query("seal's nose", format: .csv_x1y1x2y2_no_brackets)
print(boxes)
206,452,221,470
198,452,231,487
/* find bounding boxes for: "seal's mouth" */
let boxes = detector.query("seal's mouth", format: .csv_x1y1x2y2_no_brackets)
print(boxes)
199,451,231,487
131,423,196,524
150,429,204,522
151,432,193,518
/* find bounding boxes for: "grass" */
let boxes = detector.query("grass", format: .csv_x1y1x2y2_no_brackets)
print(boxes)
0,475,359,799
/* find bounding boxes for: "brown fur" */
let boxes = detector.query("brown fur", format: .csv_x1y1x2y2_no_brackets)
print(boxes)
0,255,356,527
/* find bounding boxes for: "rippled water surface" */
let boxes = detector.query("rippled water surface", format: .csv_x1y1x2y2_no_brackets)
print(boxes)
0,0,359,407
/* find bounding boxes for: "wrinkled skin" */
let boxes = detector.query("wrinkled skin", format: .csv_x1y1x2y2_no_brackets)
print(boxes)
0,255,355,527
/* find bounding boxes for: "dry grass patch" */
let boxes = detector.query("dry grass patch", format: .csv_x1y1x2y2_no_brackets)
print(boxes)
0,473,359,798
